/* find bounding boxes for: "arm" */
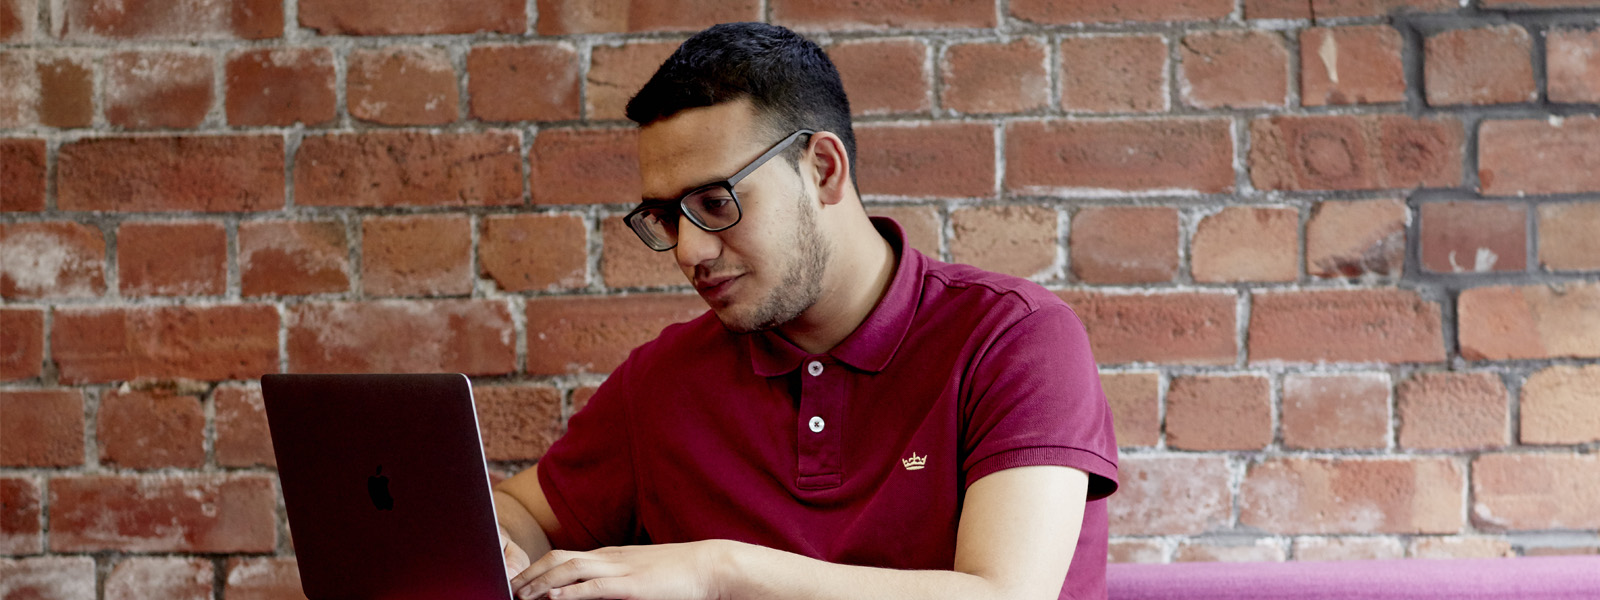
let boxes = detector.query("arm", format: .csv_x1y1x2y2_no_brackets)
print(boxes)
495,466,561,572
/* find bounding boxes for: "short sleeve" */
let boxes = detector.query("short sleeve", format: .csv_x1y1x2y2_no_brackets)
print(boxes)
960,304,1119,500
536,360,642,550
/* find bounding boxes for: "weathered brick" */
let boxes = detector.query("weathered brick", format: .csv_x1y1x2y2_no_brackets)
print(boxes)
1311,0,1457,17
1425,26,1536,107
572,386,599,413
600,215,681,289
105,50,213,129
58,136,285,212
117,220,227,297
1396,372,1508,450
52,305,279,384
1006,119,1234,195
1190,206,1300,283
1419,201,1526,274
864,205,941,259
1410,537,1514,559
57,0,282,40
1548,28,1600,104
1070,206,1179,284
1179,30,1290,109
1,0,37,42
1241,458,1465,534
1457,282,1600,361
1472,453,1600,531
1101,371,1159,448
1282,373,1390,450
296,131,522,207
1300,26,1406,106
1011,0,1231,24
531,128,638,205
1539,202,1600,271
1485,0,1600,6
587,41,679,121
0,138,46,211
1523,546,1600,557
468,44,582,123
0,476,42,554
239,220,350,297
300,0,523,35
856,122,994,198
482,213,588,292
0,557,96,599
0,308,43,381
1248,289,1445,364
50,474,277,552
1520,365,1600,445
0,51,95,129
98,389,205,469
287,300,516,375
1306,198,1407,278
1250,115,1463,191
1055,290,1237,365
1293,537,1405,561
105,557,212,600
1166,374,1272,451
828,38,930,116
525,294,706,375
1479,117,1600,196
1060,35,1168,114
941,39,1049,115
1176,539,1285,563
225,557,308,600
347,46,458,126
0,390,83,467
361,215,473,297
949,205,1057,279
225,48,337,127
771,0,994,31
214,385,275,468
1107,540,1164,564
0,221,105,299
473,384,562,462
1245,0,1311,18
538,0,759,35
1108,456,1231,536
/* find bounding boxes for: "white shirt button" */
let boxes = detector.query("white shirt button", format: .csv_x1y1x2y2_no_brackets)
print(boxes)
808,416,825,433
807,361,824,376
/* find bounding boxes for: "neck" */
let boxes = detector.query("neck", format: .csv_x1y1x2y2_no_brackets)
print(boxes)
778,215,897,355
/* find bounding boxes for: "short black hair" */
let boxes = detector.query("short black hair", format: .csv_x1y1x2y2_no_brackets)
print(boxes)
625,22,857,186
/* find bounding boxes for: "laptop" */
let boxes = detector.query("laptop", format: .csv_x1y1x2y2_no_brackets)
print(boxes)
261,373,513,600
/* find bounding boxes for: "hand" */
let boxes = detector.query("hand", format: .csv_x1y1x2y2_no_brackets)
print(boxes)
500,524,532,581
509,539,736,600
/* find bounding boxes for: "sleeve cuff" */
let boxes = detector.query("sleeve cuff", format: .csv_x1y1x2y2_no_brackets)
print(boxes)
965,446,1119,500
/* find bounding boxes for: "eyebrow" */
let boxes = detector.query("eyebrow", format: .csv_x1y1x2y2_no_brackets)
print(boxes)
641,177,727,204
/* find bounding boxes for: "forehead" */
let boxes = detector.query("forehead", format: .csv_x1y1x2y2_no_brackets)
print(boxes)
637,99,769,200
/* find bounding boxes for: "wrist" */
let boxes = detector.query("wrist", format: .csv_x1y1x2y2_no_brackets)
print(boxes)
711,539,758,600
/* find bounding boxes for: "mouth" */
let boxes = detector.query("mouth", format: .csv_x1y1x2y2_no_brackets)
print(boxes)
694,273,741,301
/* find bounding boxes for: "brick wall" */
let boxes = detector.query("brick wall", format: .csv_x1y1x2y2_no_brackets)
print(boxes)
4,0,1600,596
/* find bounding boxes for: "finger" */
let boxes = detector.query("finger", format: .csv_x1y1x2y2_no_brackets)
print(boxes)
512,549,577,589
548,576,630,600
514,557,625,600
504,542,531,579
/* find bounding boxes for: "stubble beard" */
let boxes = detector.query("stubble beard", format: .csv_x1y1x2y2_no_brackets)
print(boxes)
719,189,829,334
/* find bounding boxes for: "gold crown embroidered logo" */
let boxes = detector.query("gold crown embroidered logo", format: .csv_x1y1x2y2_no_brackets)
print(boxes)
901,453,926,471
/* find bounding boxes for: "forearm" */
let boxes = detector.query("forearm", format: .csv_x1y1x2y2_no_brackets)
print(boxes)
493,489,552,558
721,542,1018,600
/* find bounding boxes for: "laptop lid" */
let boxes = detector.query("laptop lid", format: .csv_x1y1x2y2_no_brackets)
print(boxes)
261,373,511,600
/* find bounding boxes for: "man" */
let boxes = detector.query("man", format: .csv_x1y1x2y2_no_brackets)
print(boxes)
494,22,1118,600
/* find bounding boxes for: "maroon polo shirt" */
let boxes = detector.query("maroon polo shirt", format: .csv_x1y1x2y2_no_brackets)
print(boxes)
537,218,1119,599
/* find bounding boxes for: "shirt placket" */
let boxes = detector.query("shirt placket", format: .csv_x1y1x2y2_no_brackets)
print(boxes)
795,357,844,490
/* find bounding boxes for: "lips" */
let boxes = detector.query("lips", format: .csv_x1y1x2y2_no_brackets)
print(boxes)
695,273,741,301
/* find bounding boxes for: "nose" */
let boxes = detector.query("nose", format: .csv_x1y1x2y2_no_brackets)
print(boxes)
674,213,722,271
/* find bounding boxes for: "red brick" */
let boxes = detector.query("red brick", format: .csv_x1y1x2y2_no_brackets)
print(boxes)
1007,119,1234,196
1540,202,1600,271
473,384,562,461
0,52,93,129
1472,454,1600,531
771,0,994,31
1011,0,1231,24
0,138,46,211
1069,207,1177,284
117,220,227,297
1241,458,1465,534
1191,206,1299,283
225,48,337,127
941,39,1048,115
1479,117,1600,196
0,390,83,467
1306,198,1407,278
1,0,36,42
864,206,940,258
1245,0,1311,18
348,46,458,126
1396,372,1508,450
225,557,308,600
588,41,679,121
1100,371,1159,448
1419,201,1526,274
1425,26,1536,107
1548,28,1600,104
1457,282,1600,361
52,305,279,384
0,308,43,380
1176,539,1286,563
1300,26,1406,106
828,38,931,116
97,389,205,469
1292,537,1405,561
58,136,285,211
1523,546,1600,557
57,0,282,40
1107,540,1164,564
1054,290,1237,365
215,385,275,468
296,131,521,207
1311,0,1456,17
105,557,212,600
949,205,1057,279
1249,289,1445,364
0,476,42,554
105,50,213,129
538,0,759,35
49,474,277,552
572,386,599,413
1060,35,1168,114
0,557,96,599
0,222,105,299
531,128,638,205
1282,373,1390,450
1520,365,1600,445
361,215,472,297
1410,536,1514,559
239,220,350,297
1166,374,1271,451
1179,30,1290,109
300,0,523,35
1250,115,1463,191
1108,456,1231,536
601,215,682,289
525,294,706,375
856,122,995,198
482,213,588,292
468,44,581,123
1484,0,1600,6
286,300,516,375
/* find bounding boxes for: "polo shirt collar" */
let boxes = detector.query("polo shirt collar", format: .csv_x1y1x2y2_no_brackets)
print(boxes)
748,217,922,377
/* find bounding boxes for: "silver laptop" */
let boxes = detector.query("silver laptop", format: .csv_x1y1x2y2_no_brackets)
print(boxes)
261,373,512,600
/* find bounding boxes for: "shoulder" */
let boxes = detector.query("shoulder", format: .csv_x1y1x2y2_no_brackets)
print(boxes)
919,256,1079,328
612,308,732,376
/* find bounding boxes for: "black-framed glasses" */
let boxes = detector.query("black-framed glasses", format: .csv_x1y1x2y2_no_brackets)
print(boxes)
624,129,816,252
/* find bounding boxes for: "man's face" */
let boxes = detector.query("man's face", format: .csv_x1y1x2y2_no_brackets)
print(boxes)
637,99,830,332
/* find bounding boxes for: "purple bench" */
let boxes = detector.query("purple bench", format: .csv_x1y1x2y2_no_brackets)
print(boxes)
1107,555,1600,599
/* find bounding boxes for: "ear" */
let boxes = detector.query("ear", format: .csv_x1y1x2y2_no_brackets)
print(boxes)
805,131,852,207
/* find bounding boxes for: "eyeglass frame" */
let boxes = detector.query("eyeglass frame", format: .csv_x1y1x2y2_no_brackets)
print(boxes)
624,128,817,252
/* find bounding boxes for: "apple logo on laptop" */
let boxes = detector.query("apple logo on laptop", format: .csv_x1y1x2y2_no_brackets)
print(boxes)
368,465,394,510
